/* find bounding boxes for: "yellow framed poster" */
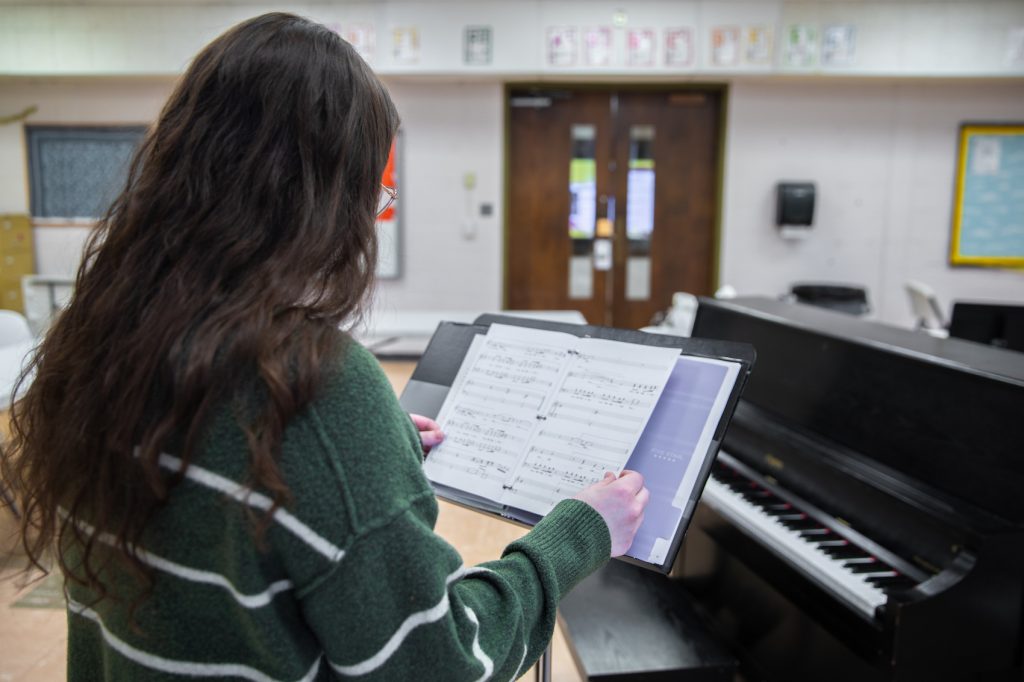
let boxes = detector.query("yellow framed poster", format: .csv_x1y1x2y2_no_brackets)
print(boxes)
950,123,1024,267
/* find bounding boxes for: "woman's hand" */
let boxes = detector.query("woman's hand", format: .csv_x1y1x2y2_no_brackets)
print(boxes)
574,470,649,557
409,414,444,455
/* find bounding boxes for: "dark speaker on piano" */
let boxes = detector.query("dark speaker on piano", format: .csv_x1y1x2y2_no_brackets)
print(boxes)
949,301,1024,353
677,297,1024,682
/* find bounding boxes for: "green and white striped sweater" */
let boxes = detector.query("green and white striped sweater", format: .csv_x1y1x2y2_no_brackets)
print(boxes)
63,338,611,681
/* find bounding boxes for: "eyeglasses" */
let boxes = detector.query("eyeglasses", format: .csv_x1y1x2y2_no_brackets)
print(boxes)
377,185,397,217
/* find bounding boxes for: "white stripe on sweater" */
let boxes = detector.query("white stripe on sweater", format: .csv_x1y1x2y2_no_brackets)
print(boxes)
156,452,345,562
330,566,496,677
67,597,322,682
61,510,293,609
508,644,528,682
464,606,495,682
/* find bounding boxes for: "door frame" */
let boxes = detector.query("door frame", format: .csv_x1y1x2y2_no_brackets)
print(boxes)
501,82,730,314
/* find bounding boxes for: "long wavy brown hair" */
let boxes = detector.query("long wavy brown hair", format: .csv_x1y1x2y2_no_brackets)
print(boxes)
0,12,399,600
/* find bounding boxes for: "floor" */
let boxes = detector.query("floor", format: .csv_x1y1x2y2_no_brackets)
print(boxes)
0,360,585,681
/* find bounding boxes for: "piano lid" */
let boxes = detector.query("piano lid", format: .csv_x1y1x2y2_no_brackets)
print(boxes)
692,297,1024,527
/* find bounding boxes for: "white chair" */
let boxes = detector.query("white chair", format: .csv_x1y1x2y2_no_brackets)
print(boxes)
0,310,31,347
905,280,947,331
22,274,75,336
0,311,35,410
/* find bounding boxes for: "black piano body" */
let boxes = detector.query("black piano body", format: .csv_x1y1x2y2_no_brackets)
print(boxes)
678,297,1024,682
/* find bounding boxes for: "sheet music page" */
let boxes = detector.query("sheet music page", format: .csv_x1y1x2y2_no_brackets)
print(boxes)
500,332,680,515
422,324,680,516
422,326,573,502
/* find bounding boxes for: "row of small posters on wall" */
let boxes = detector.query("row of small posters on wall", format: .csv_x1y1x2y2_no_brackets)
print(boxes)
547,25,855,68
324,23,858,68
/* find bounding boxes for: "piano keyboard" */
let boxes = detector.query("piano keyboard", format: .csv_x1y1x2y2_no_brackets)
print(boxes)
702,452,924,621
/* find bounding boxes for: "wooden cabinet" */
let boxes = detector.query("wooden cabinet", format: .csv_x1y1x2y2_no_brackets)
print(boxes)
0,215,34,313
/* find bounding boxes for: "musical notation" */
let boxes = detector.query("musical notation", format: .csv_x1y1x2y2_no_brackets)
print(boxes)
476,352,561,374
478,367,555,388
555,392,649,413
423,323,681,516
575,351,671,371
449,405,534,430
535,430,631,457
564,371,661,397
462,379,546,411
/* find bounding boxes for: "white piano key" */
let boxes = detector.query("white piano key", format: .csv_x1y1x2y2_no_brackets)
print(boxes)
703,477,888,620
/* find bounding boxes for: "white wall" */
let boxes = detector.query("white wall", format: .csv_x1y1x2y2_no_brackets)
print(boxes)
1,1,1023,78
375,81,504,316
720,79,1024,324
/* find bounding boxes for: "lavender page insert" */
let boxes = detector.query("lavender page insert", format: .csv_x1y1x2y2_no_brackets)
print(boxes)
623,354,740,567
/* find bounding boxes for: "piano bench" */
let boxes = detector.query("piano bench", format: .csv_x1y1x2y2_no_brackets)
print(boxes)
560,560,738,681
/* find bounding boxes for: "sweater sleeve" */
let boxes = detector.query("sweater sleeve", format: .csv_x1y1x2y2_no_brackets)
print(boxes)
300,496,609,681
291,341,612,680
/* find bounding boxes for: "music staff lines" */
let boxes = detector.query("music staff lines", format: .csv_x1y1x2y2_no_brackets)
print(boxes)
525,445,621,469
428,449,510,480
483,338,567,355
536,430,631,457
461,384,545,411
544,411,635,434
476,355,562,374
502,486,559,506
444,418,529,443
552,392,650,415
574,351,673,370
450,405,534,430
445,435,522,459
509,472,593,498
564,371,661,396
475,367,555,388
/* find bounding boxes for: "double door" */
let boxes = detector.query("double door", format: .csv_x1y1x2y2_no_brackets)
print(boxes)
506,87,723,329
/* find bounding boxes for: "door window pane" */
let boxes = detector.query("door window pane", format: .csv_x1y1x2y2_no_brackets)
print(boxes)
626,125,654,301
568,124,597,239
626,125,655,241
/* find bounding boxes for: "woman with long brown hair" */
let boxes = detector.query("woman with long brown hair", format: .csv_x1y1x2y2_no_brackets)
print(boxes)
1,13,648,681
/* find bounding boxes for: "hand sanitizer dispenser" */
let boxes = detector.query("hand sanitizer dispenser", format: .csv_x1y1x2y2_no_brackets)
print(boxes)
776,182,815,240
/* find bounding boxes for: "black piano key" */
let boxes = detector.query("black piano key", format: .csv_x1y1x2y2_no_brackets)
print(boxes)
867,574,913,587
780,518,818,530
824,545,866,559
798,528,831,537
764,506,794,516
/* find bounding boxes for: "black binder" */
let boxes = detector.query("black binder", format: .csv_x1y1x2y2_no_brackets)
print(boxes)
398,314,755,573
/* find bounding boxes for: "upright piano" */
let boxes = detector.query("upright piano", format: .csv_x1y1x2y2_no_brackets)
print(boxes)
677,296,1024,681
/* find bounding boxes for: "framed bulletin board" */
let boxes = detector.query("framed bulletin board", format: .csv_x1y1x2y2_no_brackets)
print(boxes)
27,125,146,219
950,123,1024,267
377,134,402,279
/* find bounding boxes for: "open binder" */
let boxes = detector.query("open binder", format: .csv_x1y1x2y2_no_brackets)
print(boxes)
399,314,755,573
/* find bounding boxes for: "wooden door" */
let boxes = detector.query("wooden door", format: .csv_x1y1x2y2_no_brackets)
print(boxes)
506,87,722,329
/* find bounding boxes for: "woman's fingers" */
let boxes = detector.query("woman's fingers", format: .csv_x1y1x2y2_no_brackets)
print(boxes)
409,413,445,452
